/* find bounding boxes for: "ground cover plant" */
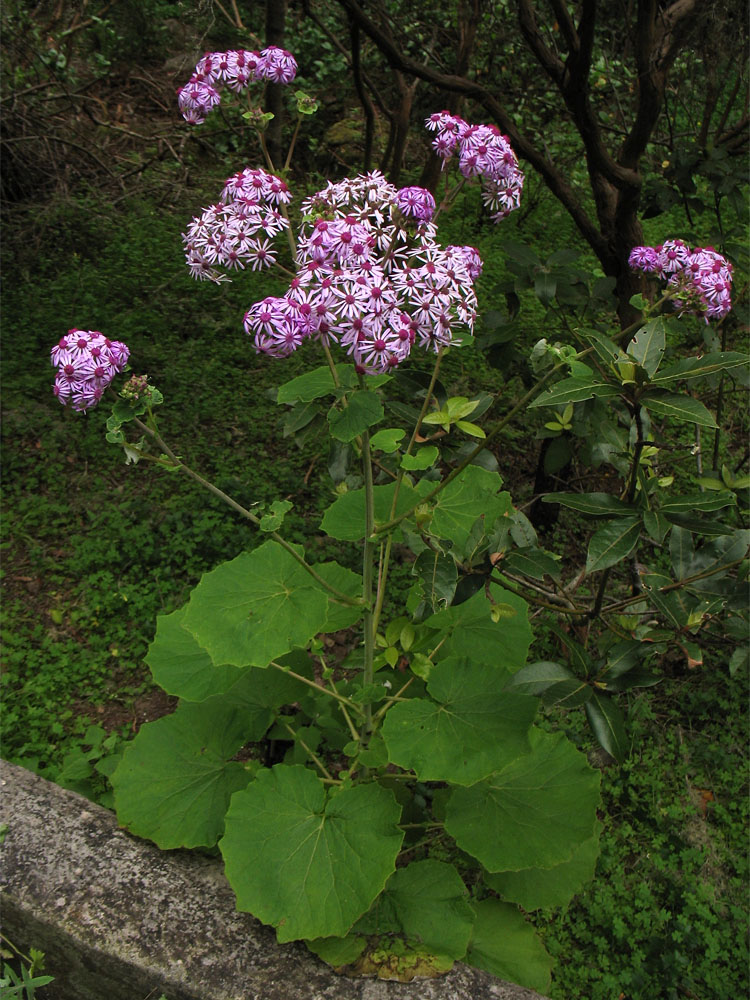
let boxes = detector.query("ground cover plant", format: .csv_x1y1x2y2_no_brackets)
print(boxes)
2,3,748,998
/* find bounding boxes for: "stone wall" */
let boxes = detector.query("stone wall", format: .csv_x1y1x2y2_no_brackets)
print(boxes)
0,760,551,1000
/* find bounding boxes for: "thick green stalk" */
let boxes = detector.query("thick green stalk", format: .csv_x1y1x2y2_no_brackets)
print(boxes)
361,428,376,746
129,414,361,606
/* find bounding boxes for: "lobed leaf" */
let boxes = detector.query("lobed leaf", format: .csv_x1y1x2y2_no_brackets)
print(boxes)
220,765,403,942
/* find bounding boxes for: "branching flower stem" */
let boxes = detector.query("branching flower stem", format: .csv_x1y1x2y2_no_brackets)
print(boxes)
361,427,377,746
373,350,445,635
269,660,364,717
128,412,362,606
282,721,337,783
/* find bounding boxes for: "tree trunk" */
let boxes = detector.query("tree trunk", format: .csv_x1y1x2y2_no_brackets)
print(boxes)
265,0,288,170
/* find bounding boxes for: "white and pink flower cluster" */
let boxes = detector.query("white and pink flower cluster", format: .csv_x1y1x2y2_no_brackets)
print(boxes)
183,168,291,282
178,46,297,124
243,171,483,373
629,240,733,321
51,329,129,411
425,111,524,222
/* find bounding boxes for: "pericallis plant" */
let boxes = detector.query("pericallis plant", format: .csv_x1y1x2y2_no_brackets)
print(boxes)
47,41,743,993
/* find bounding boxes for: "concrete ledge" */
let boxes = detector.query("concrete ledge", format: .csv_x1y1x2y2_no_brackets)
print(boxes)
0,760,551,1000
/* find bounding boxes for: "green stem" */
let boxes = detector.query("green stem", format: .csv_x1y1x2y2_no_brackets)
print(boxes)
372,676,415,724
282,721,337,782
374,361,566,537
283,115,302,172
372,350,444,636
129,415,361,607
361,428,376,745
269,660,364,716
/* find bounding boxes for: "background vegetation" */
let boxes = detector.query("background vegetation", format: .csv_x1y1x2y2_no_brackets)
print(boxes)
2,2,747,998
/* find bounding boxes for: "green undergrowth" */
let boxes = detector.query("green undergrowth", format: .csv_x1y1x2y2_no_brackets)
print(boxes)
538,668,749,1000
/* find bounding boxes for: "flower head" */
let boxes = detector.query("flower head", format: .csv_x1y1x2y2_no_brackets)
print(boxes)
396,186,436,223
51,330,129,411
629,241,733,321
245,171,482,373
178,47,297,124
424,112,524,223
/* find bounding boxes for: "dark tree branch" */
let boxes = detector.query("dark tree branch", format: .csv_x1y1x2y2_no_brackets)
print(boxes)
336,0,609,261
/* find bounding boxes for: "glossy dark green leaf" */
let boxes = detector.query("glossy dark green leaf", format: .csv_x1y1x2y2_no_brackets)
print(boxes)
670,525,695,580
530,377,619,408
650,352,749,384
659,492,736,514
642,390,717,427
543,492,636,517
586,518,640,573
627,318,665,376
502,547,561,580
412,549,457,612
541,678,593,708
507,660,575,696
584,692,627,762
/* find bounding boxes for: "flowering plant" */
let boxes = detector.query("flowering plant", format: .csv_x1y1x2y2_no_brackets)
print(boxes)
51,43,747,993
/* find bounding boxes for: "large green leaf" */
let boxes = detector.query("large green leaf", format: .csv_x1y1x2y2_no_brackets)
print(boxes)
147,608,311,711
423,583,532,672
381,657,536,785
182,542,329,667
220,766,403,942
354,860,475,960
529,376,619,408
328,389,384,441
315,562,363,631
466,899,553,993
112,698,252,849
627,318,665,376
650,351,749,384
586,517,640,573
277,364,355,403
445,729,601,872
429,466,511,554
320,481,423,540
147,606,245,700
641,389,717,427
486,823,601,911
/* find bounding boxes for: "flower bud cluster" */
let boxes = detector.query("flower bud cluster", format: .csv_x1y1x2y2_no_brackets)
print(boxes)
629,240,733,321
243,171,483,373
120,374,152,402
425,111,524,221
51,329,129,411
178,46,297,124
182,168,291,282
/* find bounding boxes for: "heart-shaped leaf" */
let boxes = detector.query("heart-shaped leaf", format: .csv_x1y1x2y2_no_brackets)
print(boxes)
220,765,403,942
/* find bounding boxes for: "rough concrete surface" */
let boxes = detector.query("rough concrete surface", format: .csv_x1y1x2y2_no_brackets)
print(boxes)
0,760,551,1000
